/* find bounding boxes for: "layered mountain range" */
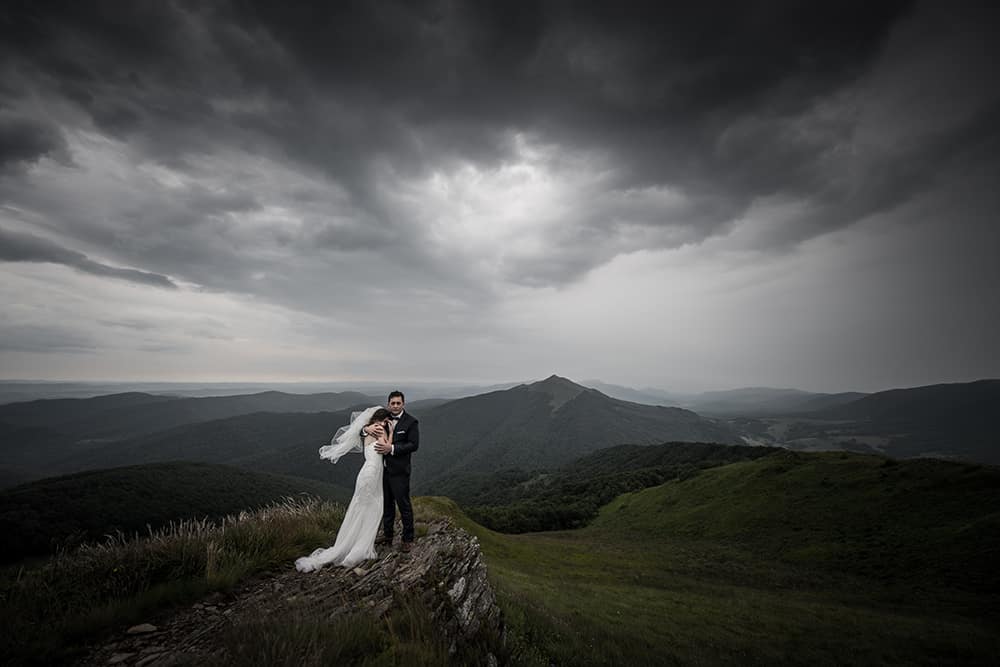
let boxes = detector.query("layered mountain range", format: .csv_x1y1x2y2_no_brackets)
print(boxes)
1,376,996,491
414,375,740,485
0,376,737,489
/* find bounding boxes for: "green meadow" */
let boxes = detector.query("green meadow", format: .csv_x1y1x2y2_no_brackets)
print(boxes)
422,450,1000,665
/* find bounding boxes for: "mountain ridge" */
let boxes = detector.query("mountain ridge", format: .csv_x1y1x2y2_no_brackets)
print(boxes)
415,375,741,487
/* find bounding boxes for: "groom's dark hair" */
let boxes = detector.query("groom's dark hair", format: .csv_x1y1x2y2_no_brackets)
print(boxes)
388,390,405,402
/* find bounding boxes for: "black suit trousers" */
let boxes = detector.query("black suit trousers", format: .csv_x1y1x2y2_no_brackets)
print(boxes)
382,471,414,542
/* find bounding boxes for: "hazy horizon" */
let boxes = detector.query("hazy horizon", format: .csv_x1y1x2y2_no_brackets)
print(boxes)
3,3,998,394
2,373,996,398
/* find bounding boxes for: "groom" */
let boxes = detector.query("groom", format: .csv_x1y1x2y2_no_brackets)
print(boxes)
366,391,419,552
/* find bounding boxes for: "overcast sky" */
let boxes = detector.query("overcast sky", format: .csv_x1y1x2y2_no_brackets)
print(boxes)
1,1,997,393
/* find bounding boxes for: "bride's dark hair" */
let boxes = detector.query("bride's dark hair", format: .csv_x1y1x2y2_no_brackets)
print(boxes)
368,408,392,424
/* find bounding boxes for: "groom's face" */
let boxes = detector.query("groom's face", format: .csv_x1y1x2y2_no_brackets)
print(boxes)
388,396,404,414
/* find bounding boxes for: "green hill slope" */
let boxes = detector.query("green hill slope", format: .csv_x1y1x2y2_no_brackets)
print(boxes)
590,451,1000,591
429,442,780,532
429,450,1000,665
2,462,352,564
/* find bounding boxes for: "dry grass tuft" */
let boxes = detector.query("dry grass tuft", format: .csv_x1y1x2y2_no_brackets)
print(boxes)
1,495,344,664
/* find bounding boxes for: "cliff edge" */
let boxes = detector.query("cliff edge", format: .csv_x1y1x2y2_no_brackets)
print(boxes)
79,518,505,665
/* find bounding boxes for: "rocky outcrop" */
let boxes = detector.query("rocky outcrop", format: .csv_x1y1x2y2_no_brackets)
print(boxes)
79,518,505,665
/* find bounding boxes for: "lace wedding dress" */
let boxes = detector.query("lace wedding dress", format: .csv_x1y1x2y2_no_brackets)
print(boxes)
295,411,385,571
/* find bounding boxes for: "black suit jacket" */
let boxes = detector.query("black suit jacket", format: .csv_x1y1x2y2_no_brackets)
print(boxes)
385,411,419,477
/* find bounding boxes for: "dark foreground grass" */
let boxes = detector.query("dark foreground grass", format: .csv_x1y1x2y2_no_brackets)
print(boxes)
0,496,345,665
4,495,495,666
419,450,1000,665
221,594,450,666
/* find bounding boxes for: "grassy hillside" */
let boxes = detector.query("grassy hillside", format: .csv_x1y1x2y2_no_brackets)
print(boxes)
429,442,780,532
590,451,1000,593
2,462,352,564
424,450,1000,665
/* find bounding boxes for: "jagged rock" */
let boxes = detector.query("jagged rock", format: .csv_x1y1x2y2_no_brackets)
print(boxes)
79,518,505,665
125,624,157,634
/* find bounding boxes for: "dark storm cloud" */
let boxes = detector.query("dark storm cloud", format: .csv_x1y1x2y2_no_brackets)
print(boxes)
2,0,996,295
226,0,927,213
0,227,178,288
0,113,68,168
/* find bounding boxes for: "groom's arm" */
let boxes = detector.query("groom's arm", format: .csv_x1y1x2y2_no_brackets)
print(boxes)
390,420,419,456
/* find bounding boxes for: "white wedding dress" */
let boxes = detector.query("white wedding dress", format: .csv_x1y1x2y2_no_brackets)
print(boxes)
296,412,385,572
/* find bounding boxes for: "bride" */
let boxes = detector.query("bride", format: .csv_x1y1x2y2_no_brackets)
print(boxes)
295,406,392,572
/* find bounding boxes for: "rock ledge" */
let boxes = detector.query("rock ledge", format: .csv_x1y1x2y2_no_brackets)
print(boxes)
80,518,504,665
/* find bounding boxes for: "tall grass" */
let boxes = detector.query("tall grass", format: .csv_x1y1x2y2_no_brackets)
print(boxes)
1,495,344,665
221,594,451,666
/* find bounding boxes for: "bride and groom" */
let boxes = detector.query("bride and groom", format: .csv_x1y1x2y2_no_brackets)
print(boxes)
295,391,420,572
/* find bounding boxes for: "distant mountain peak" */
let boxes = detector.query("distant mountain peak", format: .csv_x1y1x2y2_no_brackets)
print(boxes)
524,375,590,410
532,374,579,386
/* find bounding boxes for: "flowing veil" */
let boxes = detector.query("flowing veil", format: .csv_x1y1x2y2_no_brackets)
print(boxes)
319,406,380,463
